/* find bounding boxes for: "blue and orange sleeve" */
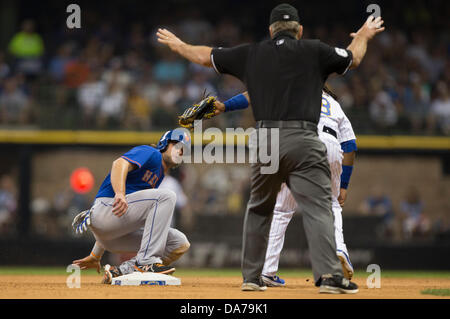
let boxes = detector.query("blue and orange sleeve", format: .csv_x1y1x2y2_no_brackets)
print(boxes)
121,145,155,169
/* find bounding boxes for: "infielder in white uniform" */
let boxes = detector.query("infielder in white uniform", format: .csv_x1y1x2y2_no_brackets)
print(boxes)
261,87,357,287
71,129,191,284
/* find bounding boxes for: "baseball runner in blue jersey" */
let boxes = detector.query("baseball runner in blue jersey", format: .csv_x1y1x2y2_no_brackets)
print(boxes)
72,129,191,284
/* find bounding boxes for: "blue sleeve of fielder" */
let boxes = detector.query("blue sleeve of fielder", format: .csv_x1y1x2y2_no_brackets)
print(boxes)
224,93,249,112
340,165,353,189
340,139,357,153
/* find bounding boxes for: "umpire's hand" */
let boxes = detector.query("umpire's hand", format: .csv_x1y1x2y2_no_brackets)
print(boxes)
113,193,128,217
157,28,185,52
350,15,385,40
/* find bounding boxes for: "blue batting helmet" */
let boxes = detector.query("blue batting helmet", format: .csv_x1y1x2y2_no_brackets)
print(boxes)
156,128,191,152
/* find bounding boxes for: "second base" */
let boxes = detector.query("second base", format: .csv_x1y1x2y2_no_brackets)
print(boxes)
111,272,181,286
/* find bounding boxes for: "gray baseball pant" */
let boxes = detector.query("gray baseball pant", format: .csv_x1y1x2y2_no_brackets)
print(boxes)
89,188,190,275
242,127,343,285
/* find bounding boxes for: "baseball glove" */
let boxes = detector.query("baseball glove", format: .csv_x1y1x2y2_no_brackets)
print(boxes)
178,95,217,129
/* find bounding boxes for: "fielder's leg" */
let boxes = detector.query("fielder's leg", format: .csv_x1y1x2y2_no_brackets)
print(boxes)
261,183,296,286
332,199,353,279
323,138,353,279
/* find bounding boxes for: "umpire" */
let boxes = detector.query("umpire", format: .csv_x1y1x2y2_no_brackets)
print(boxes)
157,3,384,293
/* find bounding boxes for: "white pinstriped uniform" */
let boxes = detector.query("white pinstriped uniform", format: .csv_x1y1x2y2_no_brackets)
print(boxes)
262,92,356,277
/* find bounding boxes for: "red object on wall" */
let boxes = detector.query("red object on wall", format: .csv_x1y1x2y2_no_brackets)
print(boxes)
70,167,94,194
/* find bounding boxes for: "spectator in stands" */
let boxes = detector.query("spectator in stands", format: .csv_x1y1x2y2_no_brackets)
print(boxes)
360,186,396,238
64,50,90,89
124,84,152,130
400,186,430,239
0,76,31,125
0,175,17,235
402,75,429,134
153,52,186,84
97,80,126,129
101,57,131,92
0,52,11,81
369,88,398,133
185,69,216,102
48,43,74,82
427,81,450,135
8,20,44,79
77,71,106,128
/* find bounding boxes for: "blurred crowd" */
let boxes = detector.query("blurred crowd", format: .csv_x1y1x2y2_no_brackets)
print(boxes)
0,2,449,134
359,185,449,241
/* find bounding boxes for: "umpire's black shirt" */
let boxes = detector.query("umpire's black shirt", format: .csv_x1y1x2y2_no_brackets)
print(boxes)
211,32,353,124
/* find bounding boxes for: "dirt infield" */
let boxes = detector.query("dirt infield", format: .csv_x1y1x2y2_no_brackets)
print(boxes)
1,274,449,299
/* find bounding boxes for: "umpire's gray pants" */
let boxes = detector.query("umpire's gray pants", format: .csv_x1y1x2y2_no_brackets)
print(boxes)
242,128,343,285
90,189,190,275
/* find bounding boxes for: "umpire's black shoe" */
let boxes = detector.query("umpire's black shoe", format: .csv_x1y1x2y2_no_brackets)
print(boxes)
319,274,359,294
134,262,176,275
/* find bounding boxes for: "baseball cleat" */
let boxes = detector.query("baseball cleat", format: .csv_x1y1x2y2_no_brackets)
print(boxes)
134,263,176,275
319,274,359,294
337,250,354,280
102,264,122,284
261,274,286,287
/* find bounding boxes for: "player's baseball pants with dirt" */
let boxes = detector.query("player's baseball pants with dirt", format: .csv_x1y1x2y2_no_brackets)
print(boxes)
89,188,190,275
242,126,343,285
262,133,349,276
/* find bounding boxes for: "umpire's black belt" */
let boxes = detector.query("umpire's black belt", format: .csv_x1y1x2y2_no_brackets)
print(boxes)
322,126,337,139
256,120,317,131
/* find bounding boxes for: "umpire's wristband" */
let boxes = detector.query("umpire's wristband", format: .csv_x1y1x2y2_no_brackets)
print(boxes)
340,165,353,189
224,93,249,112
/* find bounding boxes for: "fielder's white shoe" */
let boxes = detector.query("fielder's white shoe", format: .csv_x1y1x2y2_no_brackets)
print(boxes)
261,275,286,287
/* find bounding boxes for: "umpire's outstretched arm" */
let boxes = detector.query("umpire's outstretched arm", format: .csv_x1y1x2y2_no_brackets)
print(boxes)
156,16,384,70
157,28,213,67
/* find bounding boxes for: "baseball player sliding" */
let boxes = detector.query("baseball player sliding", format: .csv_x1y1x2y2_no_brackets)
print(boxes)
261,86,357,287
212,86,357,286
71,129,191,284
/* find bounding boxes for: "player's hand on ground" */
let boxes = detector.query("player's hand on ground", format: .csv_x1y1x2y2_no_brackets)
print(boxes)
72,255,101,273
157,28,185,51
338,189,348,207
112,193,128,217
350,15,385,41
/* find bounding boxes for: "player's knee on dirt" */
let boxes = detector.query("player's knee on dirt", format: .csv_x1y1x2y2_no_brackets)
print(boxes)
162,241,191,265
